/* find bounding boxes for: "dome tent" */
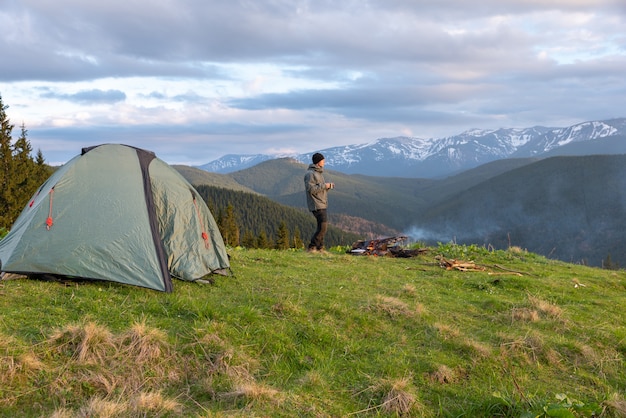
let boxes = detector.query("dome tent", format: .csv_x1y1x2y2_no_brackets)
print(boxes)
0,144,230,292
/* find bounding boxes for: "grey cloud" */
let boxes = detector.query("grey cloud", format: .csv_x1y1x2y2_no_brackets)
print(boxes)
2,0,623,80
28,120,313,165
41,89,127,104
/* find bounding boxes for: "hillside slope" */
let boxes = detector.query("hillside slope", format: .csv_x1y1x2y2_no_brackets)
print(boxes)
412,155,626,267
195,185,362,247
172,165,256,193
1,247,625,416
222,157,543,232
178,155,626,267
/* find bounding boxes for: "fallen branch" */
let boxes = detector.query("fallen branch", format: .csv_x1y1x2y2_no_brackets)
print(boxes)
490,264,533,277
436,256,486,272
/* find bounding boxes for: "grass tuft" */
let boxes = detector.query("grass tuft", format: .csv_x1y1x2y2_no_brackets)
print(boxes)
528,295,563,318
360,375,421,416
131,391,181,415
603,393,626,417
48,321,116,364
120,320,169,363
78,396,126,418
369,295,418,318
428,364,460,384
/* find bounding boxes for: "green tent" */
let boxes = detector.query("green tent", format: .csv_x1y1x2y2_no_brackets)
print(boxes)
0,144,230,292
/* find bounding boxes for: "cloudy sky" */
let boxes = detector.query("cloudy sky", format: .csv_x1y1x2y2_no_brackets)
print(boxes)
1,0,625,165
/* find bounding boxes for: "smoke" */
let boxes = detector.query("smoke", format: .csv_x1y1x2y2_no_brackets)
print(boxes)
404,221,505,247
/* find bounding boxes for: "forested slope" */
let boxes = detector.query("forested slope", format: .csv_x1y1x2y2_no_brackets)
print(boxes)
196,185,362,248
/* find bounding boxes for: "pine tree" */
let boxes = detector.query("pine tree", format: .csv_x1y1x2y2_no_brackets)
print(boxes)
257,230,269,249
292,227,304,249
215,208,225,243
604,253,619,270
12,124,35,219
275,221,290,250
241,229,257,248
221,204,240,246
34,148,51,182
0,95,15,228
0,95,53,229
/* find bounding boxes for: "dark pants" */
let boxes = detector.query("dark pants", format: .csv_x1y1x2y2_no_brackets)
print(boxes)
309,209,328,250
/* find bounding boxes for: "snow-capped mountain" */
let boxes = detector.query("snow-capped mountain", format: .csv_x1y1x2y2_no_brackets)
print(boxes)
197,118,626,178
197,154,274,173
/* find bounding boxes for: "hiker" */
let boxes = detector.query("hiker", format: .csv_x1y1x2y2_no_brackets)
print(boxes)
304,152,334,252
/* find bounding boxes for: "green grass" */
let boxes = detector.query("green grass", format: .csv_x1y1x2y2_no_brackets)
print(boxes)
1,245,626,417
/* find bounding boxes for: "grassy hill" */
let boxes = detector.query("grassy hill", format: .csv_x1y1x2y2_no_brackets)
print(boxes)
172,165,257,193
1,245,625,416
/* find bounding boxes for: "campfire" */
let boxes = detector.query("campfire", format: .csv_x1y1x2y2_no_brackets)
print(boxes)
347,236,428,257
348,237,528,277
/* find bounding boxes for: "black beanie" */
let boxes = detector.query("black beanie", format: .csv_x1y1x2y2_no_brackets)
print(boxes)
312,152,325,164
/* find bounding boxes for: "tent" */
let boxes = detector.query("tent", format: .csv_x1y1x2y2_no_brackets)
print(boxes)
0,144,230,292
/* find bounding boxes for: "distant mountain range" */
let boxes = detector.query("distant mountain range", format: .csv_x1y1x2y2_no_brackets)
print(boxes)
178,153,626,268
197,118,626,178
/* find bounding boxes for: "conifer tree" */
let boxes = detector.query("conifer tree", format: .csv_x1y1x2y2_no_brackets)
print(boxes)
34,148,51,182
241,229,257,248
292,227,304,249
0,96,15,227
0,94,52,229
604,253,619,270
12,124,35,215
275,221,290,250
221,203,240,246
257,230,269,249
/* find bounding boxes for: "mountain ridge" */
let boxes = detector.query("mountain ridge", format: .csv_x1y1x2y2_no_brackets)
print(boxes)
177,154,626,268
197,118,626,178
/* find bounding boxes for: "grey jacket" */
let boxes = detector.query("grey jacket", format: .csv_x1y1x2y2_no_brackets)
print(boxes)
304,164,327,211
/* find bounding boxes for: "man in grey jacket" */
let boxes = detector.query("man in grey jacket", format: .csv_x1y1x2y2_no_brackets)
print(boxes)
304,152,334,252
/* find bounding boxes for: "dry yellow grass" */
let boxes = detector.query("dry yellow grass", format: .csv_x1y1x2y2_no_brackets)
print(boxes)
369,294,419,318
402,283,417,296
48,321,116,364
462,337,493,358
49,409,73,418
499,331,546,365
18,352,45,373
270,300,303,317
381,377,418,415
120,320,169,363
528,295,563,318
433,322,461,339
359,375,421,416
511,307,540,322
507,246,527,255
220,381,283,405
603,394,626,418
78,396,126,418
24,321,201,415
130,391,181,415
427,365,460,384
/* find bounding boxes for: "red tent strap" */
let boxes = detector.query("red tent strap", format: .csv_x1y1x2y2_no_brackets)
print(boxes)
29,190,41,208
46,188,55,230
192,195,210,249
